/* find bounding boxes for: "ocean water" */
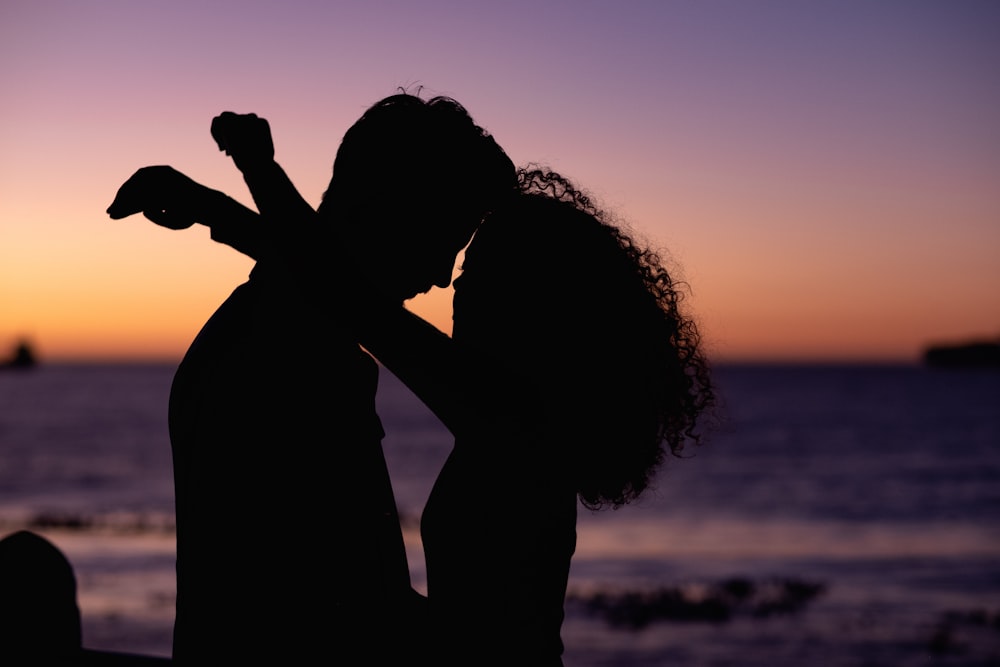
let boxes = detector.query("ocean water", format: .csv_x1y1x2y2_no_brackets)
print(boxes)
1,362,998,666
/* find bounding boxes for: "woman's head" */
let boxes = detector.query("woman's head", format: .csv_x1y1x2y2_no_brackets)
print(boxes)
319,93,516,301
460,168,716,509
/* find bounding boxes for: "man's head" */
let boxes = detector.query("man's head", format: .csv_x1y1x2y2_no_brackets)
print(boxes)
318,93,516,301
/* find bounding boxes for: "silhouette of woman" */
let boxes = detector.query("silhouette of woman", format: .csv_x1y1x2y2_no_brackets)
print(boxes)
355,167,716,666
144,96,715,665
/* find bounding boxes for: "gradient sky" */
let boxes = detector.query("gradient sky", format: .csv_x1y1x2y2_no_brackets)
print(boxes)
2,1,998,362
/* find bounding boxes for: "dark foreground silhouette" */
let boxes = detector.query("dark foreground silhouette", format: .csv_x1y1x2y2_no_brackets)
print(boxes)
0,530,169,666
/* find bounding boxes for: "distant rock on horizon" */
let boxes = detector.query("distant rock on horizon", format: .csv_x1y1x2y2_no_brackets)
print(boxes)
1,340,37,370
924,338,1000,368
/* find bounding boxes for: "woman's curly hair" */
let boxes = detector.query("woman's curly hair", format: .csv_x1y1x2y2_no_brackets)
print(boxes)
513,167,716,509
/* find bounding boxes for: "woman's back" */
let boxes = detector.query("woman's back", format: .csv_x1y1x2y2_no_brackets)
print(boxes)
420,188,641,664
421,198,585,666
421,436,576,666
420,173,714,664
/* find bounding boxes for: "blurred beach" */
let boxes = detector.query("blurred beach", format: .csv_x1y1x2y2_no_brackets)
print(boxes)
1,362,998,666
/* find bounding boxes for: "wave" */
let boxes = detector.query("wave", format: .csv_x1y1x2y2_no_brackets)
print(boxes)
0,510,175,536
567,576,826,627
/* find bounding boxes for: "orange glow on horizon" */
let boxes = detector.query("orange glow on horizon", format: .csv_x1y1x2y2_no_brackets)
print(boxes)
3,3,997,364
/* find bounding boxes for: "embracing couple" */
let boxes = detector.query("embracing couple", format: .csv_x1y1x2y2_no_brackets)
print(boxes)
108,92,714,666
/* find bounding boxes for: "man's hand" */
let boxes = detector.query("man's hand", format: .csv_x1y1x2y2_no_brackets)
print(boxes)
211,112,275,173
106,166,214,230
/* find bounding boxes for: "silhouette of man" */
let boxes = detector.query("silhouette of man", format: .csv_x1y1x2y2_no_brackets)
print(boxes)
107,94,514,663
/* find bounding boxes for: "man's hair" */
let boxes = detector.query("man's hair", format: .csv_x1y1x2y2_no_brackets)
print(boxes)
318,93,516,225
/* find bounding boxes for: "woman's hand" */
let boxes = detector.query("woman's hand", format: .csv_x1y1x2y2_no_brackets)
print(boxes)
106,165,216,230
211,112,274,173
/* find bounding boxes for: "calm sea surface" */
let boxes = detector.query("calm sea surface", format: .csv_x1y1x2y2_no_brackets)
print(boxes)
1,362,998,666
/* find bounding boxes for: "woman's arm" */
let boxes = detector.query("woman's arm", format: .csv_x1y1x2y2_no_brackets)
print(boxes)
355,305,542,440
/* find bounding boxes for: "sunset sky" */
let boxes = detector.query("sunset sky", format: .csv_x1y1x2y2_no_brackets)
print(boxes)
2,1,998,363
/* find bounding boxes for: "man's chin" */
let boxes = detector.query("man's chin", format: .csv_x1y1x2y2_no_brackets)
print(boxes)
401,284,434,301
372,281,419,303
